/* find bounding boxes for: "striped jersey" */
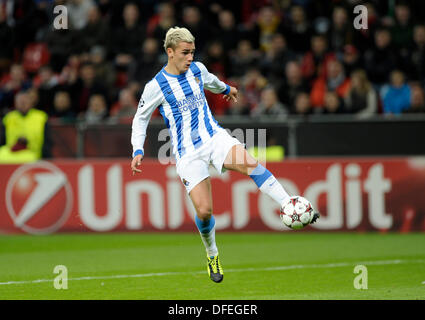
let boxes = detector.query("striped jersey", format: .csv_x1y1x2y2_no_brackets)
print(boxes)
131,61,230,161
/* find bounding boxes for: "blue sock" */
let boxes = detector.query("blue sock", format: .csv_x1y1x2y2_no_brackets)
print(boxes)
195,215,218,257
249,163,290,206
249,164,272,188
195,215,215,234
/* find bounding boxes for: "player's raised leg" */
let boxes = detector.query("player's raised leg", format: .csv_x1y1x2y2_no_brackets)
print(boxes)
189,177,223,283
223,144,291,208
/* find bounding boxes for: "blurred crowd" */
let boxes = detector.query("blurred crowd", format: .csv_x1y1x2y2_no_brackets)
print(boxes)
1,0,425,126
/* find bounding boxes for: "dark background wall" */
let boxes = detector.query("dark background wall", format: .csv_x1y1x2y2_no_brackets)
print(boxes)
39,115,425,158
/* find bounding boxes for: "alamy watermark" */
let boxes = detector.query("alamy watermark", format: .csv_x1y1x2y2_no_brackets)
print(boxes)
353,265,368,289
157,128,268,166
53,5,68,30
53,265,68,289
353,5,368,30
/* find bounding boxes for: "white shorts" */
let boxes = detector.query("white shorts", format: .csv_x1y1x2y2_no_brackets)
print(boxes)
176,129,242,194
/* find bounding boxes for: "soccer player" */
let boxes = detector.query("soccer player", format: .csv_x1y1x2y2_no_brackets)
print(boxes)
130,27,317,283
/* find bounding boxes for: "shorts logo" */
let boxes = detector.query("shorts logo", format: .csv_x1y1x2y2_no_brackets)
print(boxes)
182,178,190,186
138,99,144,108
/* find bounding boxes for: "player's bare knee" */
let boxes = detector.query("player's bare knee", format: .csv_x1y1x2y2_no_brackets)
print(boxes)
197,206,212,221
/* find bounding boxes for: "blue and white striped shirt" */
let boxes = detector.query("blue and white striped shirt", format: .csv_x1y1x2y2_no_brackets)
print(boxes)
131,61,230,161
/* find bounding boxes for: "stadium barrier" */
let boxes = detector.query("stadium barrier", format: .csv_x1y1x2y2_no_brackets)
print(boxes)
1,157,424,234
48,114,425,159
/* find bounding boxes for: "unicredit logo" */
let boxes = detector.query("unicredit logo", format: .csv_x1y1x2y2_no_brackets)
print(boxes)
5,161,73,234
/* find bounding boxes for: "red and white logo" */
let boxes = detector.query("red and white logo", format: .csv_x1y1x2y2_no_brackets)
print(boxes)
5,161,73,234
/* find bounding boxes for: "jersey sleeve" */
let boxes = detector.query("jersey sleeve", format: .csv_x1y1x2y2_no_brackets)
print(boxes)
195,61,230,95
131,80,163,157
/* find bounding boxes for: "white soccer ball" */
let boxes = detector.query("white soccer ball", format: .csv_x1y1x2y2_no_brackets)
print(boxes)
280,196,314,230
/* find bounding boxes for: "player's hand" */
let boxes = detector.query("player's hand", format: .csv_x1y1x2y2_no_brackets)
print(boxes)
223,86,238,103
131,154,143,176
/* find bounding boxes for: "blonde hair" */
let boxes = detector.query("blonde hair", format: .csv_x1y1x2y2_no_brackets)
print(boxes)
164,27,195,51
350,69,371,94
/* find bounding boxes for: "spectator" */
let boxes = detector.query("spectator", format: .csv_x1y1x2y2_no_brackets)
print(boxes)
0,5,14,77
300,34,336,82
67,0,95,30
109,88,137,123
51,90,76,123
150,2,176,42
6,0,40,51
340,44,362,76
278,61,310,112
344,69,378,116
254,6,282,53
240,67,267,110
352,2,379,53
77,5,109,53
2,0,425,129
126,81,143,104
229,40,259,78
364,28,399,86
128,38,162,87
294,92,312,115
181,6,210,54
328,6,352,52
43,27,78,73
0,64,32,112
251,86,288,117
26,87,40,110
69,62,108,115
239,0,270,27
110,3,146,65
203,40,230,78
407,24,425,83
58,55,80,87
281,5,312,54
381,70,411,114
213,10,241,53
260,33,296,83
32,65,59,114
84,94,108,124
404,84,425,113
326,59,351,92
310,59,351,108
0,91,52,163
89,46,115,93
322,91,345,114
390,2,414,52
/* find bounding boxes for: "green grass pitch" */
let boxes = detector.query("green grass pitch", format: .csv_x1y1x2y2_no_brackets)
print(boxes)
0,232,424,300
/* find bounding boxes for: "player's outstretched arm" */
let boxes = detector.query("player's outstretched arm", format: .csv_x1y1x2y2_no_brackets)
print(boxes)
130,80,162,176
223,86,238,103
131,154,143,175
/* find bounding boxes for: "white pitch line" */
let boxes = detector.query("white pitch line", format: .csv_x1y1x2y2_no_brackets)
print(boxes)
0,259,424,286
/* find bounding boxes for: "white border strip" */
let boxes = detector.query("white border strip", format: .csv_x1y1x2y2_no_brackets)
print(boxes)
1,259,424,286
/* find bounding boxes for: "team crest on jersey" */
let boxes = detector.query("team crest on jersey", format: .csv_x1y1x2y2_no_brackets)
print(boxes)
195,77,200,84
182,178,190,186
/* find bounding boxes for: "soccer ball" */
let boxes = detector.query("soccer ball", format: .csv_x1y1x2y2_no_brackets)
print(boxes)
280,196,314,230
